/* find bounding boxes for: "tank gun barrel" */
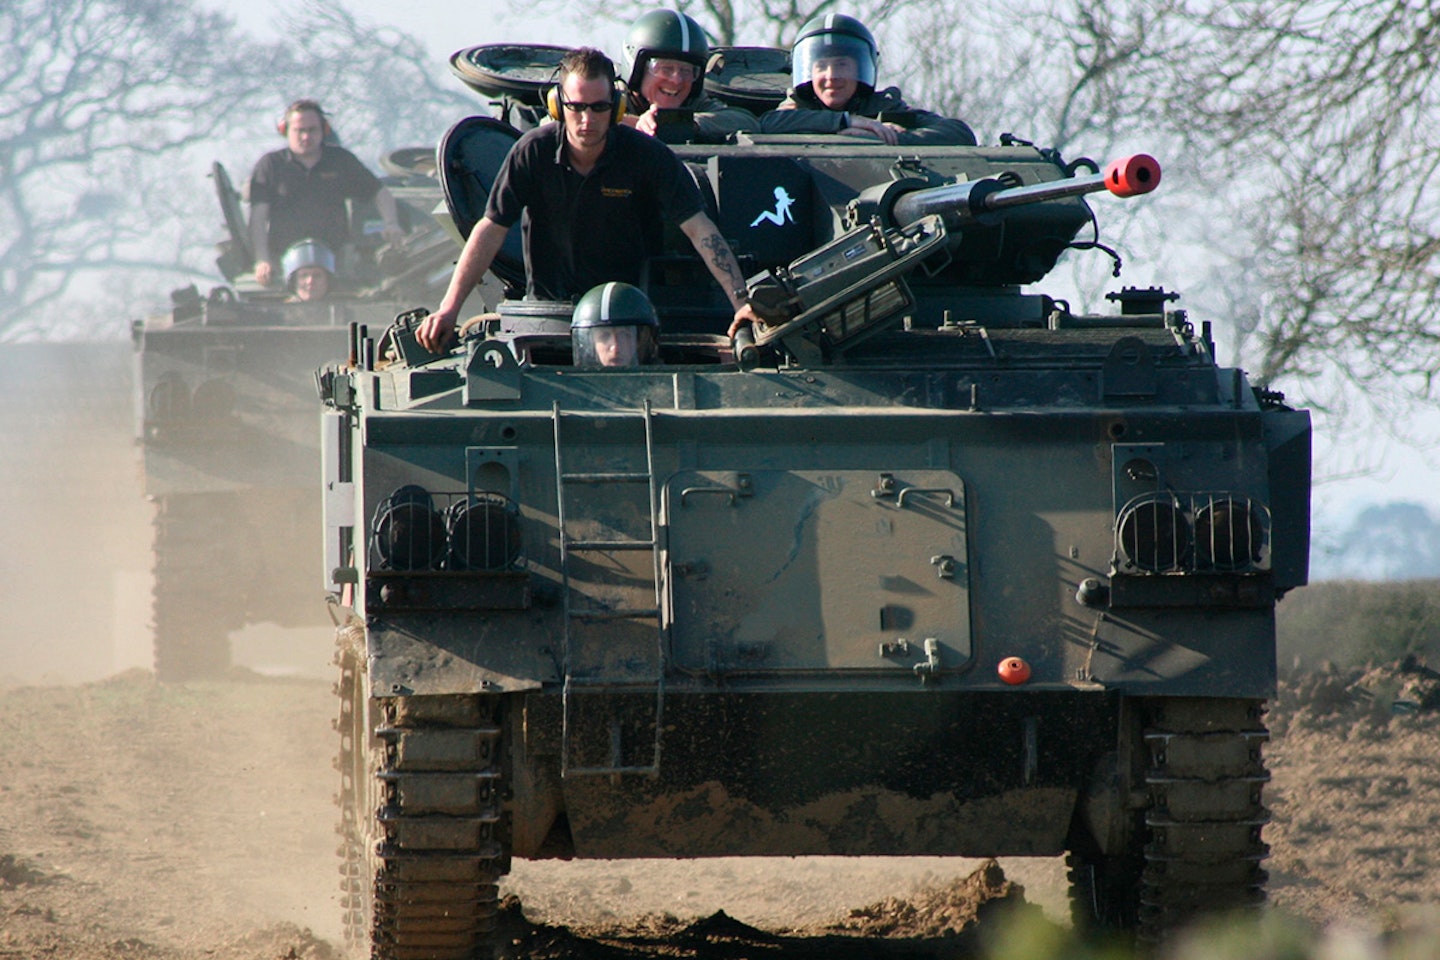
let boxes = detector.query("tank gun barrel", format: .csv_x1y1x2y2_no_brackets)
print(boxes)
890,154,1161,232
748,152,1163,361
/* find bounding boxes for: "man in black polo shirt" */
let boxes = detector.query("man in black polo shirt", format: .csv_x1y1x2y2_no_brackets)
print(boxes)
248,99,404,287
417,47,758,352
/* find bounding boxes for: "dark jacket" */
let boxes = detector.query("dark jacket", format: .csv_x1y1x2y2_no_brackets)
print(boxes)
626,90,758,143
759,86,976,146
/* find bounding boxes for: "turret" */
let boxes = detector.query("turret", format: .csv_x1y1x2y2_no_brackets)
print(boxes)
742,154,1162,364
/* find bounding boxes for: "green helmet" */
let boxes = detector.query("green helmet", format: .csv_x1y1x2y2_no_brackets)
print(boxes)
623,9,710,107
571,282,660,368
791,13,879,103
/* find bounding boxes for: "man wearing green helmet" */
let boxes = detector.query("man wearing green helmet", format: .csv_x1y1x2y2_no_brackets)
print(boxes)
759,14,976,146
571,282,662,368
620,8,757,143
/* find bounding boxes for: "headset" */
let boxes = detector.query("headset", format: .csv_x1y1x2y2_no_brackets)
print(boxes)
277,99,333,137
544,56,626,123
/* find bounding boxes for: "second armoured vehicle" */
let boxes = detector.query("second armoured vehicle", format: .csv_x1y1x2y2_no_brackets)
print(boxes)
320,47,1310,958
133,155,465,681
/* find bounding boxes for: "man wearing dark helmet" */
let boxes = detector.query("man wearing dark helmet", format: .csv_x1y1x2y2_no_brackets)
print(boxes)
759,15,976,146
619,8,756,143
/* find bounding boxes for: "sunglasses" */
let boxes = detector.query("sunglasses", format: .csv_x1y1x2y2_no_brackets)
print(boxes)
562,100,613,114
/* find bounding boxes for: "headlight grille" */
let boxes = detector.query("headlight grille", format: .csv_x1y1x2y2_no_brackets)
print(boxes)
371,486,523,572
1116,493,1270,574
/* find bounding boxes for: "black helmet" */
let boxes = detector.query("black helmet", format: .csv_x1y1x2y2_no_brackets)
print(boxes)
623,9,710,107
790,14,878,102
571,282,660,368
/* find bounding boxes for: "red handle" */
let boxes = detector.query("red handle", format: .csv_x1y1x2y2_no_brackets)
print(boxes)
1103,154,1161,197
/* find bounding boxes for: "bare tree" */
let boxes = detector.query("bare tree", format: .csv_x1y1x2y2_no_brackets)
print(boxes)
890,0,1440,441
1165,0,1440,407
901,0,1186,157
0,0,294,340
0,0,499,341
271,0,480,163
507,0,921,48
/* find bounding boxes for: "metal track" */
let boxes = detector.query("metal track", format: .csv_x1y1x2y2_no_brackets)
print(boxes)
1137,697,1270,939
335,632,373,953
1068,696,1270,943
336,633,509,959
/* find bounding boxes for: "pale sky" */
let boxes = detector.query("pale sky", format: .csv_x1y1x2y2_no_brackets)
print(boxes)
221,0,619,61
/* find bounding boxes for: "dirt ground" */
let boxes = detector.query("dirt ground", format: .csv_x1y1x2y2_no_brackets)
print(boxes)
2,666,1438,960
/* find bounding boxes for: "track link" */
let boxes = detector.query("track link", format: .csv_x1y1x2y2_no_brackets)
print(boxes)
1138,697,1270,939
1068,696,1271,942
337,634,509,959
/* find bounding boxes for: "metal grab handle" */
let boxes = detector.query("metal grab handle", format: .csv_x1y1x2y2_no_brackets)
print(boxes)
680,486,738,507
897,487,956,508
732,325,759,371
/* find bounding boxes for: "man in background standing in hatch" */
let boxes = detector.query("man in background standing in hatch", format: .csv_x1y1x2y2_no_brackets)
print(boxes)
248,99,404,287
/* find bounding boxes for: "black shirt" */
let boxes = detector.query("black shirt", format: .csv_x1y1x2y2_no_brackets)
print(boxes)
485,123,705,300
250,145,383,260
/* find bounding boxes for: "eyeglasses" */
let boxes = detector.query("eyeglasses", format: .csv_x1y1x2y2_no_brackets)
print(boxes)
562,100,613,114
647,60,697,80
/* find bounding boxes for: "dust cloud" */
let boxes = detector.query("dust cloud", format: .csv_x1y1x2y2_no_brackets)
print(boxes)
1,342,153,685
0,341,334,686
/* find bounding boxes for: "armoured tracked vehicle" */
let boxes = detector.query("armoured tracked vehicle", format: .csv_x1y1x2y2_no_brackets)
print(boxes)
321,47,1310,957
133,156,465,681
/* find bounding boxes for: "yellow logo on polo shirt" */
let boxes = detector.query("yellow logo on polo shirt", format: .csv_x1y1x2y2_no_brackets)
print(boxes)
600,187,633,198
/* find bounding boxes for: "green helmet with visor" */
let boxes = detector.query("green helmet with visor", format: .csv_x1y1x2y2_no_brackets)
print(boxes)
790,14,878,103
622,9,710,107
571,282,661,368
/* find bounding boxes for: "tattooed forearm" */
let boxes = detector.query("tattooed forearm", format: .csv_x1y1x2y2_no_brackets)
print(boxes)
700,231,746,301
681,213,751,312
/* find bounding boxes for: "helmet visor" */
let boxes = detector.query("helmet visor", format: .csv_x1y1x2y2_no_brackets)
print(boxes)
792,34,876,93
572,324,659,368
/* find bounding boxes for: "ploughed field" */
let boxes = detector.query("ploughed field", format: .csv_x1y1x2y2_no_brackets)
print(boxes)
1,665,1436,960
